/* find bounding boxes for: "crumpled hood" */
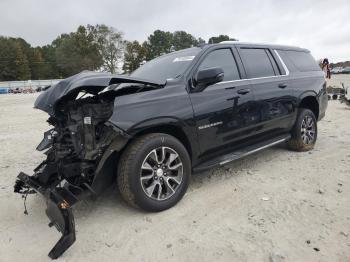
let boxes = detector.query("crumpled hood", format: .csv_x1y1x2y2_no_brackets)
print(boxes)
34,71,164,116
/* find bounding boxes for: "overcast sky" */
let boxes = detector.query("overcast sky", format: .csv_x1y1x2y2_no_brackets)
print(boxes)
0,0,349,62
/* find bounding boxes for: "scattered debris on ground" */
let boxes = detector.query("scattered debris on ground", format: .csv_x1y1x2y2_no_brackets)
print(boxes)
0,96,349,261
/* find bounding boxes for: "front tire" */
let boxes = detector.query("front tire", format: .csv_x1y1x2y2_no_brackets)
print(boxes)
117,133,191,212
287,108,317,151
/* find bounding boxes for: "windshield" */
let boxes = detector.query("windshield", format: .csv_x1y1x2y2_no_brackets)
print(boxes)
131,47,201,82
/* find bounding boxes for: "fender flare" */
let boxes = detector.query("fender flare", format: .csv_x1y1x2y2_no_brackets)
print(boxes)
298,90,317,103
91,127,130,195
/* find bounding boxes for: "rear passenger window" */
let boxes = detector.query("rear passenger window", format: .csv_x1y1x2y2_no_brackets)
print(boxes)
279,50,320,72
239,48,276,78
197,49,240,81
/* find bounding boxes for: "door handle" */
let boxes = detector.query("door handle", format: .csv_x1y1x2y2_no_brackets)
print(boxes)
227,96,238,101
237,88,250,95
278,83,287,89
225,86,236,90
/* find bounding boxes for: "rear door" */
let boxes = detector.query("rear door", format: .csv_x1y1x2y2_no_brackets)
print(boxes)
189,47,256,157
237,46,296,136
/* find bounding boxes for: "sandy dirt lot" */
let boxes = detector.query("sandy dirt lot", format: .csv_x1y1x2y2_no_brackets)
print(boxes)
327,74,350,88
0,93,349,262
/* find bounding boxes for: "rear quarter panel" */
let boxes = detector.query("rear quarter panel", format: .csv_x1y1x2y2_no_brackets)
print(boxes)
290,71,327,120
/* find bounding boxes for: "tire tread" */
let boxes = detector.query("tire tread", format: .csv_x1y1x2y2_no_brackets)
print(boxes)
287,108,317,152
117,133,190,211
117,134,161,208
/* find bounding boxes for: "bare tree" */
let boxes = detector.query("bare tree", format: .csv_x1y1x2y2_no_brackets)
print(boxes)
89,24,125,74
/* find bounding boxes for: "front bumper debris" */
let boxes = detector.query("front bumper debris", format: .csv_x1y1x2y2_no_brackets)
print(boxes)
15,172,77,259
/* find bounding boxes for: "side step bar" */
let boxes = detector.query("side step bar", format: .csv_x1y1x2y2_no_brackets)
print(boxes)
193,134,291,172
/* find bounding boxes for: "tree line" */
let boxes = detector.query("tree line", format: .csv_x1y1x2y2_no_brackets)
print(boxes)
0,24,235,81
330,61,350,68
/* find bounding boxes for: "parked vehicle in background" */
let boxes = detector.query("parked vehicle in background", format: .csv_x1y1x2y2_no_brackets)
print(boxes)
10,87,23,94
15,41,328,259
0,87,9,94
22,87,35,93
342,67,350,74
329,67,350,74
7,87,36,94
330,67,343,74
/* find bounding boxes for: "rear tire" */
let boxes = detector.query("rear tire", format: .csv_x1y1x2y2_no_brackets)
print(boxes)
287,108,317,152
117,133,191,212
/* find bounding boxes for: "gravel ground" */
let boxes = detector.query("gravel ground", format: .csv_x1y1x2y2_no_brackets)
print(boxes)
0,93,349,262
327,74,350,88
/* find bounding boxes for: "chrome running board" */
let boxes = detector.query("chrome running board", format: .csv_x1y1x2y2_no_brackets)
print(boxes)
193,134,291,172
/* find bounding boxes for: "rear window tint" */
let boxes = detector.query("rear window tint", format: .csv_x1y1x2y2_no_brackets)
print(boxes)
239,48,276,78
278,50,320,72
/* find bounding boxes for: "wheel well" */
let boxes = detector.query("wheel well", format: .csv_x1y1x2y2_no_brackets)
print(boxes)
300,96,319,119
133,125,193,159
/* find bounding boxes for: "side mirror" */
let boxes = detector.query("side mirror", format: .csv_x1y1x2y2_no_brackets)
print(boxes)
195,67,224,90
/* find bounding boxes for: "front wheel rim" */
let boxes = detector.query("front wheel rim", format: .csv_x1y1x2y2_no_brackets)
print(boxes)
140,146,183,201
300,115,316,145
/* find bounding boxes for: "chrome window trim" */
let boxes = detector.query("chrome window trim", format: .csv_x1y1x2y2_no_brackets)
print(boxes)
216,49,290,85
274,50,290,76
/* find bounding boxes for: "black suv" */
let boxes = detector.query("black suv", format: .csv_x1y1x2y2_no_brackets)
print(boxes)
15,41,328,258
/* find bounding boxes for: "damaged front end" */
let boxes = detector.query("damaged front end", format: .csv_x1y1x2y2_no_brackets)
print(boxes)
14,71,163,259
15,172,77,259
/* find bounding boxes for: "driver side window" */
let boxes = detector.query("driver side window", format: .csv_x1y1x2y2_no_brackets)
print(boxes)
197,48,240,81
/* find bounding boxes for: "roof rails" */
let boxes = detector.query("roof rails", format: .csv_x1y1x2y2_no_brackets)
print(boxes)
219,41,239,44
198,41,306,52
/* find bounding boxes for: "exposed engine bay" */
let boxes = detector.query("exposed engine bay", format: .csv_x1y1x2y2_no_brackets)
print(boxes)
13,71,164,259
41,96,115,186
